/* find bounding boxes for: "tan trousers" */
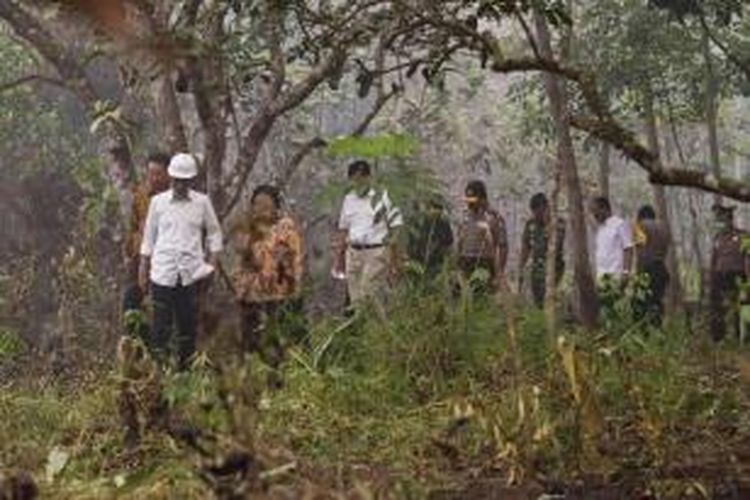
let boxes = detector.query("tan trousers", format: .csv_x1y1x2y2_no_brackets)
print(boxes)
346,246,388,305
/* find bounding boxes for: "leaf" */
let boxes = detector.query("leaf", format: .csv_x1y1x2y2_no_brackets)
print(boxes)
46,446,70,483
325,133,419,159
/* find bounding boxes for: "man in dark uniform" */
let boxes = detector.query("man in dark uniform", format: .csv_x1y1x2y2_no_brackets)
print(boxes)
407,197,454,279
519,193,565,307
709,204,749,341
633,205,670,326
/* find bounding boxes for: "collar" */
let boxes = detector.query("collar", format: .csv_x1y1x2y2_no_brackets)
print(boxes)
599,215,617,227
170,188,192,203
351,187,375,199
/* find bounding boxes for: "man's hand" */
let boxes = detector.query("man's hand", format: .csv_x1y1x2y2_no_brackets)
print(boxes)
138,258,150,293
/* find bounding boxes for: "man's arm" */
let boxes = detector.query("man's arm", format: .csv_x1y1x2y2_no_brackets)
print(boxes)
332,230,348,274
494,216,509,284
623,247,635,275
621,220,635,277
333,198,350,275
138,198,158,291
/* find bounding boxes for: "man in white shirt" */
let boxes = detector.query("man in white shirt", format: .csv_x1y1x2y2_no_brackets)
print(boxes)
139,153,223,369
333,160,403,308
591,196,634,281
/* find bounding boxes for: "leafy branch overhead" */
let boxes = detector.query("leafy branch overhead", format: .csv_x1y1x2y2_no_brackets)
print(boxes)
1,0,750,205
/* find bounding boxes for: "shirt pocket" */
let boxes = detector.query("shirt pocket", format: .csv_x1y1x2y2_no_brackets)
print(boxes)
158,208,177,232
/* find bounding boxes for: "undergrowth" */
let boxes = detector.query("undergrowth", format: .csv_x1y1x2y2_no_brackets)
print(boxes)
2,277,750,497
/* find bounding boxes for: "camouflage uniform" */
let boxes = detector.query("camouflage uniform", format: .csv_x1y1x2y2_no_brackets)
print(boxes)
457,209,507,292
710,226,748,341
522,218,565,307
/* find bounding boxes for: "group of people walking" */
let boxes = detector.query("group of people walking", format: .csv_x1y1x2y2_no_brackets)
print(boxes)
124,153,305,378
122,152,749,376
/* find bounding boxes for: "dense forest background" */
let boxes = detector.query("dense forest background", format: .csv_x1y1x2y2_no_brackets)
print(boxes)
3,0,750,497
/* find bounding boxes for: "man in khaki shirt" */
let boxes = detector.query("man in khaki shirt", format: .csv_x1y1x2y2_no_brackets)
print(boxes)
333,160,403,309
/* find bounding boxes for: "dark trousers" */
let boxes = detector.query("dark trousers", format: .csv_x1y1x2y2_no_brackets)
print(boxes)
458,256,496,295
634,260,670,326
151,281,198,369
240,299,305,369
530,263,565,308
710,271,745,341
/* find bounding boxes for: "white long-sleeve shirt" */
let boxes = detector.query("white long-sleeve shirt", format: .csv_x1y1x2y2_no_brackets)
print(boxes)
594,215,633,278
140,189,223,287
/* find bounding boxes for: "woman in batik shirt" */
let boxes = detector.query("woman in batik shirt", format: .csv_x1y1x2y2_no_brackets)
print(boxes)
231,185,303,383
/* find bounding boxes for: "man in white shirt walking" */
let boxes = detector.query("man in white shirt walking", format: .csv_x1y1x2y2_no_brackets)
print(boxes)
591,196,634,281
333,160,403,309
139,153,223,369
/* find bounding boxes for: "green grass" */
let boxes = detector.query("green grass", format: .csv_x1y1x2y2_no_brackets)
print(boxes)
3,282,750,496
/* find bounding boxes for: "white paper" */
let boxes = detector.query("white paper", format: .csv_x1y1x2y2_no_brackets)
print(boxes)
193,262,215,281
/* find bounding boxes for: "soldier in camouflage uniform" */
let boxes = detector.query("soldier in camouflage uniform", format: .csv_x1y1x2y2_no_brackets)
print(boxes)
519,193,565,307
709,204,749,341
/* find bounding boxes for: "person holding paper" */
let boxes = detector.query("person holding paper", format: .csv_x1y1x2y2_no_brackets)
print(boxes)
139,153,223,369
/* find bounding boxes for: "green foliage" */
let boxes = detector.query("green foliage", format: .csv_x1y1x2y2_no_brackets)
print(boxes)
325,133,419,159
0,328,26,361
0,33,91,180
316,133,447,227
72,157,120,238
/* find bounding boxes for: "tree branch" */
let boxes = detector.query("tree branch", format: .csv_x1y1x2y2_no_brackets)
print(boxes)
278,85,400,186
697,11,750,81
0,0,99,106
0,74,68,94
408,4,750,203
571,115,750,201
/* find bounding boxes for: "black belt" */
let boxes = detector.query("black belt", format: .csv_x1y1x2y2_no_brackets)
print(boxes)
350,243,385,250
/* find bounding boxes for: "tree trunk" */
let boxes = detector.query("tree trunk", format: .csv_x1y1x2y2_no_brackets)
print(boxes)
534,12,598,328
643,90,682,313
703,29,722,205
598,142,610,199
151,73,188,153
544,165,562,332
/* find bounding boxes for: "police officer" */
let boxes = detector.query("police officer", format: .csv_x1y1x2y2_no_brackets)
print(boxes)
709,204,749,341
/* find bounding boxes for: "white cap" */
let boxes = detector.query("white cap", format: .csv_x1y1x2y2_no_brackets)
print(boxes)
168,153,198,179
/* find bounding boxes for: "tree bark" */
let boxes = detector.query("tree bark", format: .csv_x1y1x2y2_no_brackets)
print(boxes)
703,28,722,205
534,12,598,328
598,142,610,199
544,165,562,333
151,73,188,153
0,0,135,200
643,89,682,313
